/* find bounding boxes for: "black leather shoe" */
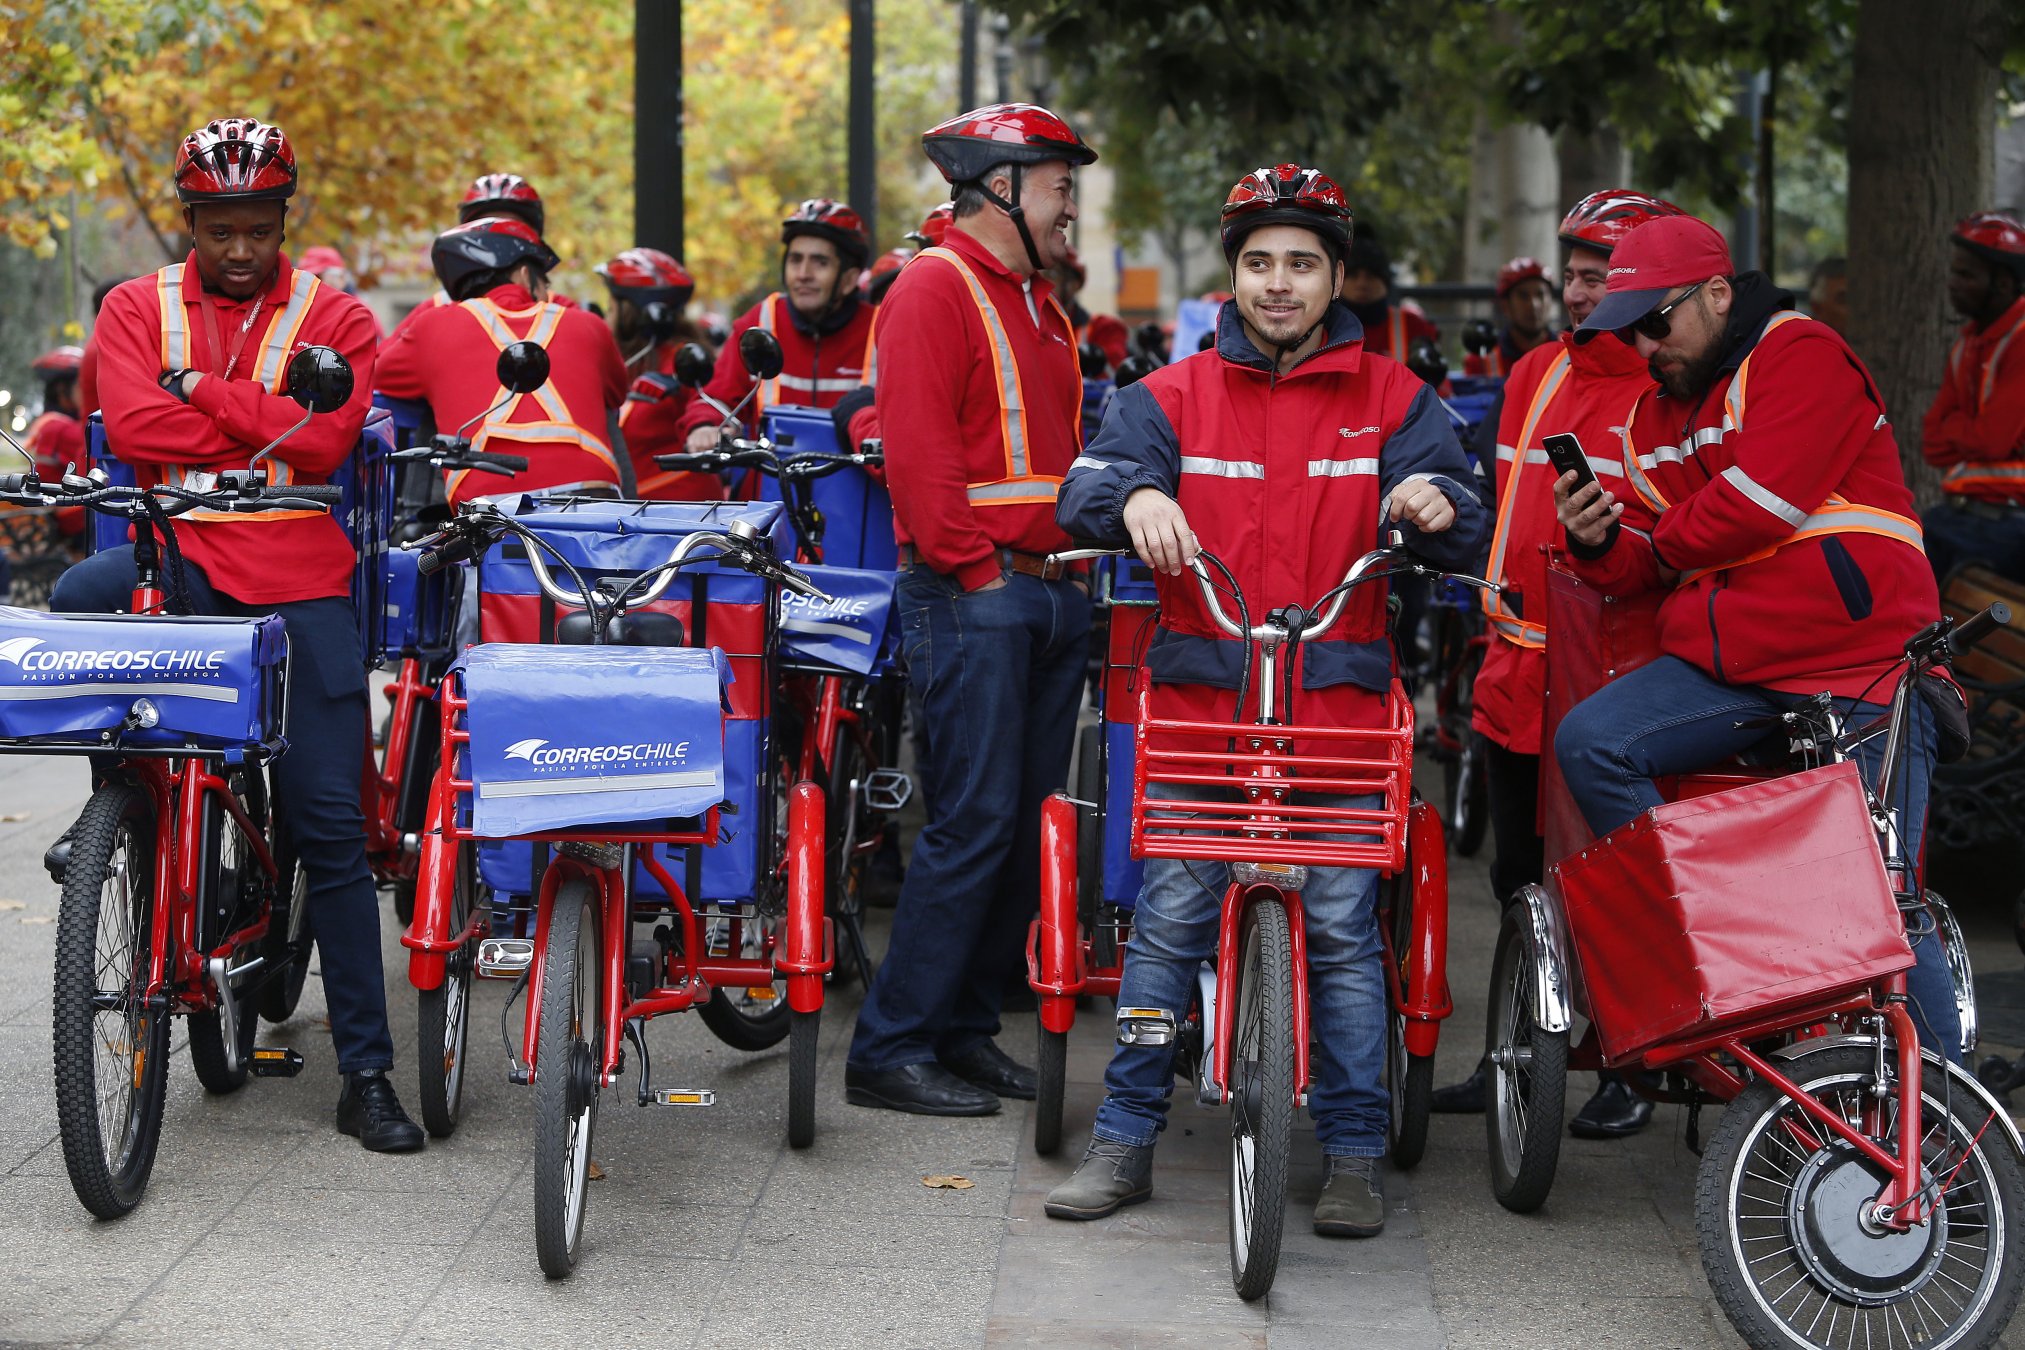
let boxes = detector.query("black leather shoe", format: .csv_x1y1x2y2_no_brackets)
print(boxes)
940,1040,1037,1100
1569,1076,1653,1140
43,826,75,884
845,1061,1001,1116
1431,1058,1489,1114
336,1070,426,1153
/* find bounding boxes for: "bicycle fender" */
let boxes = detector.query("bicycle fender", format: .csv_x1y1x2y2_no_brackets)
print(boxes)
1515,883,1575,1034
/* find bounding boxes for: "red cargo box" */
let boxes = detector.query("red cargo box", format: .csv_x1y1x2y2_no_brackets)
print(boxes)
1552,761,1912,1064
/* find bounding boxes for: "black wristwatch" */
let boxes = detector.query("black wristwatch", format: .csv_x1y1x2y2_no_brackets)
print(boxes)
159,369,193,402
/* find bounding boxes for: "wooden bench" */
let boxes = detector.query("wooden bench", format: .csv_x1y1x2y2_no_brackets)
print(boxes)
1931,565,2025,857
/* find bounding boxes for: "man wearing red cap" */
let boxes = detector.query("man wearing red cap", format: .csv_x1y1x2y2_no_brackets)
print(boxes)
1551,212,1960,1057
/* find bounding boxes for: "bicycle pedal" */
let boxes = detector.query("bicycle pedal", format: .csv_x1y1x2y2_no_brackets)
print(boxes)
650,1087,717,1107
247,1046,304,1078
1116,1006,1177,1047
863,768,913,813
476,938,535,979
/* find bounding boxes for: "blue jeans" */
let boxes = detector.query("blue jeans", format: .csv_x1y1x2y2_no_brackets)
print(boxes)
52,547,396,1074
1555,654,1962,1060
848,568,1090,1070
1923,500,2025,585
1092,783,1390,1159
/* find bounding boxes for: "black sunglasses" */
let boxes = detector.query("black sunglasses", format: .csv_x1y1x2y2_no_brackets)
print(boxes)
1630,280,1705,341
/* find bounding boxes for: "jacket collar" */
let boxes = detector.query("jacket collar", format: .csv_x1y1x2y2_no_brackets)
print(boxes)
1964,293,2025,342
774,287,864,339
941,226,1060,313
1214,298,1364,378
1714,271,1798,375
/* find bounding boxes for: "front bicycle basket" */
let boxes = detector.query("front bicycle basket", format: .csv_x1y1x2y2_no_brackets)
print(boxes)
0,608,286,755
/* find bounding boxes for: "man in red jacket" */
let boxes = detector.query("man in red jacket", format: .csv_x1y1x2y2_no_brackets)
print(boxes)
1044,164,1485,1234
596,247,720,500
376,217,628,506
50,117,423,1152
1921,211,2025,582
844,103,1096,1117
1553,212,1960,1058
1463,257,1559,377
678,199,876,453
1433,190,1684,1133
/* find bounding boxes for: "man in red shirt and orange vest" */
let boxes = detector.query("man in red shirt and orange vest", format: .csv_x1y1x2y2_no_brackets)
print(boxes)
376,217,629,506
597,247,720,500
50,117,423,1152
678,199,876,454
1921,211,2025,582
844,103,1096,1116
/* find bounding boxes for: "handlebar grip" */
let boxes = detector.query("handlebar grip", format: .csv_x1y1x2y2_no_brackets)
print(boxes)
654,453,725,473
417,535,478,577
268,484,344,504
1949,602,2012,658
476,450,529,473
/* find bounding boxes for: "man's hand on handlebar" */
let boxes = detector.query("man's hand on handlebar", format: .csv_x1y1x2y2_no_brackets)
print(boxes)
1122,487,1199,576
1553,471,1623,548
1387,479,1457,534
685,424,722,454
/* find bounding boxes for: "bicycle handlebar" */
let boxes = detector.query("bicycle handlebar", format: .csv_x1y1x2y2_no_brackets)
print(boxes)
1947,602,2011,660
389,440,530,476
0,473,340,519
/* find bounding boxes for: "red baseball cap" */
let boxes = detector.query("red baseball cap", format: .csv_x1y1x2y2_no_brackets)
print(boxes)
1575,214,1734,341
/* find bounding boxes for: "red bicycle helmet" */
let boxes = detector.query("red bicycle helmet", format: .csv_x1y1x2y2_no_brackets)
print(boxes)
431,216,561,296
1220,163,1353,264
906,202,955,249
1953,211,2025,280
597,247,695,307
173,118,297,204
460,172,544,233
781,199,871,270
1496,256,1548,298
1557,189,1686,257
922,102,1097,186
31,346,84,380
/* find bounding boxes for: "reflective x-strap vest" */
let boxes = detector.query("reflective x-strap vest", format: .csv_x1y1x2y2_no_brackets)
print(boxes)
448,297,619,500
752,292,875,417
1938,304,2025,499
1621,311,1926,585
156,261,326,523
916,245,1079,507
1480,350,1573,648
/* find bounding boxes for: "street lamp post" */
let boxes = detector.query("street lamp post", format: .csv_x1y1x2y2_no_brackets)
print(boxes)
636,0,685,257
848,0,876,246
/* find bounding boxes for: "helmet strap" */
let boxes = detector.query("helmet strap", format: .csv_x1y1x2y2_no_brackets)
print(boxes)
974,164,1046,274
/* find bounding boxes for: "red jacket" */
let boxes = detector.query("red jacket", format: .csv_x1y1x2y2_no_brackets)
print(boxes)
1059,301,1488,728
1574,282,1937,700
876,228,1084,590
1471,331,1649,754
675,291,875,441
1921,294,2025,503
621,341,721,500
375,283,628,505
95,255,379,605
24,409,84,479
1356,304,1439,361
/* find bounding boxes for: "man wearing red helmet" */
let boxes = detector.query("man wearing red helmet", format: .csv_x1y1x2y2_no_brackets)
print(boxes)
677,199,876,454
1431,190,1683,1134
391,173,573,336
1464,257,1558,378
376,216,629,506
1552,212,1961,1061
52,117,424,1153
1921,211,2025,581
1045,164,1485,1234
23,347,88,544
844,104,1098,1118
904,203,955,251
598,247,719,500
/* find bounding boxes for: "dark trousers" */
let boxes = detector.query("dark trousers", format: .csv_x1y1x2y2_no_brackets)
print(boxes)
848,568,1089,1070
1923,500,2025,585
52,547,395,1074
1484,737,1545,909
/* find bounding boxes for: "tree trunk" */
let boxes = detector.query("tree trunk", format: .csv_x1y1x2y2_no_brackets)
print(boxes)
1846,0,2003,500
1555,124,1630,211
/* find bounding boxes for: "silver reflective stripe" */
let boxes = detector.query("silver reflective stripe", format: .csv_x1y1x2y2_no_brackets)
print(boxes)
1180,456,1265,479
782,617,873,644
159,264,188,369
774,373,863,394
0,680,238,704
1798,507,1924,550
1487,614,1533,642
251,270,323,391
1307,458,1379,477
1640,421,1730,469
1986,318,2025,404
966,479,1059,502
922,248,1034,477
480,768,719,800
1494,444,1519,463
1945,463,2025,483
1720,465,1807,527
1068,455,1113,473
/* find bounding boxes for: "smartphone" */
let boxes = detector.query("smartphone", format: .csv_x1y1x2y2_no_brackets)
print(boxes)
1541,432,1599,496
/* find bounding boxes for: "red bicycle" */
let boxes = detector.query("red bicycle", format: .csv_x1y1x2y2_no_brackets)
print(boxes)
1031,537,1490,1299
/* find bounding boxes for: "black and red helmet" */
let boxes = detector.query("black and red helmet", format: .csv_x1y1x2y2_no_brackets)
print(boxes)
1496,256,1549,298
430,215,561,295
1220,163,1353,264
173,118,297,204
1953,211,2025,280
782,198,871,270
460,172,544,233
31,346,84,380
905,202,955,249
922,102,1097,187
1557,189,1686,257
597,247,695,307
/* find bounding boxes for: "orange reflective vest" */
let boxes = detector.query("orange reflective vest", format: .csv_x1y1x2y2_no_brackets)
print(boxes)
1937,304,2025,499
447,296,620,500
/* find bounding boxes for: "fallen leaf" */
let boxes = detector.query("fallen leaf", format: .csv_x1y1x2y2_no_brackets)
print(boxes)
921,1174,974,1190
20,915,52,925
0,899,24,911
588,1160,606,1181
0,812,28,822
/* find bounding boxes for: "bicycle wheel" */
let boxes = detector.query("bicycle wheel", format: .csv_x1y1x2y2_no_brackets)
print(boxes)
823,719,874,989
417,845,478,1138
1698,1043,2025,1349
256,814,313,1023
1445,729,1490,858
188,778,264,1094
1486,903,1567,1213
787,1008,819,1150
1385,874,1434,1170
1034,1021,1068,1157
51,783,170,1219
1228,896,1293,1302
696,912,792,1051
533,875,602,1279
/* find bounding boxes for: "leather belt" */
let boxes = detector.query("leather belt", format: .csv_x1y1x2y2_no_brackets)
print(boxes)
896,545,1069,581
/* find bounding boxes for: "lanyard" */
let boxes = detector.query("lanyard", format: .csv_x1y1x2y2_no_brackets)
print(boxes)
197,291,268,381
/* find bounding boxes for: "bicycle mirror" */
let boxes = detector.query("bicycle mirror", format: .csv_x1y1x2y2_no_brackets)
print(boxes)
738,328,785,382
284,346,354,414
673,343,714,387
495,340,551,396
